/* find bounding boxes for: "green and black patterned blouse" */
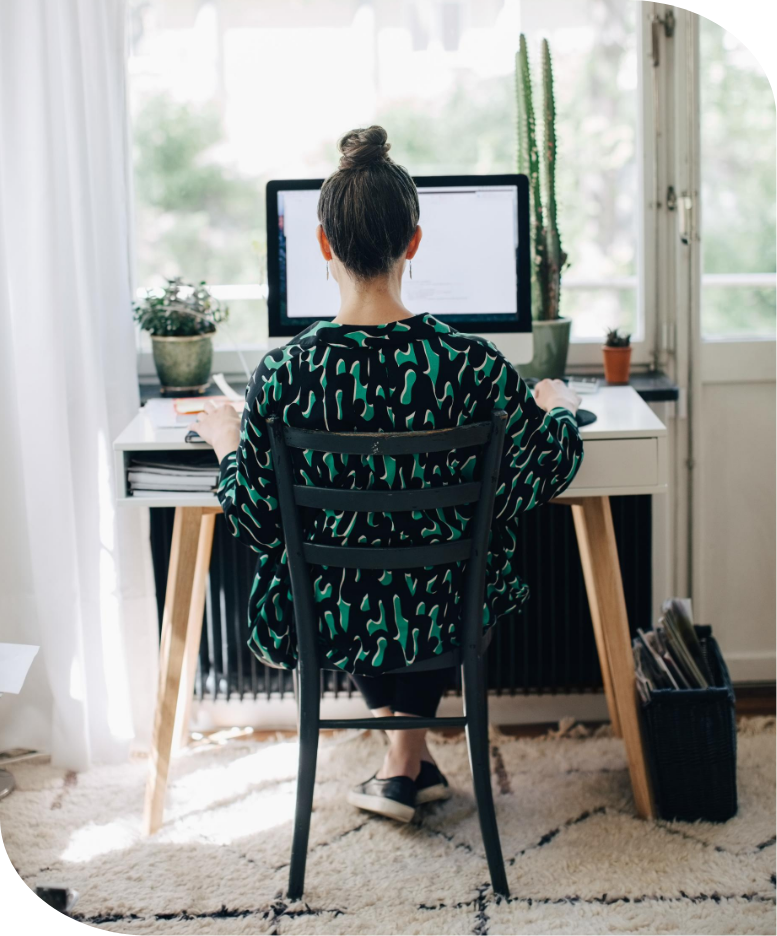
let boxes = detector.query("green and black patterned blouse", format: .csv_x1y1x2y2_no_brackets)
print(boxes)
217,313,583,674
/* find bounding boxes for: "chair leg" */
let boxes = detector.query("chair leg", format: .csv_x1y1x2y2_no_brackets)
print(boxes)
287,659,320,900
462,655,509,897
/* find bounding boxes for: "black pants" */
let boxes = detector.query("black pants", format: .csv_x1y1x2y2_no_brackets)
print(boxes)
350,667,454,719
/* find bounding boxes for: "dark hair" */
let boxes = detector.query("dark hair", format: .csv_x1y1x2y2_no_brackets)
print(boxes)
317,126,420,280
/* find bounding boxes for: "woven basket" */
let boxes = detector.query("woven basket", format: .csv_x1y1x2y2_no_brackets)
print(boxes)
639,625,737,822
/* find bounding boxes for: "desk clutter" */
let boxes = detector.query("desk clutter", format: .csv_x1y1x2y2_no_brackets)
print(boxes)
142,396,241,430
127,453,220,495
633,599,737,823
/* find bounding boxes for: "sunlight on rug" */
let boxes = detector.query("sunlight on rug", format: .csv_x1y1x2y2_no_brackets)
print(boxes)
1,718,774,935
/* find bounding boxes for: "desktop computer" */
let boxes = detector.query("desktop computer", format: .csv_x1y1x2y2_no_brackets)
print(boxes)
265,174,534,364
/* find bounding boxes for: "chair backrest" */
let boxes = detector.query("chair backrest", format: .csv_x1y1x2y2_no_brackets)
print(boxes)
266,411,507,672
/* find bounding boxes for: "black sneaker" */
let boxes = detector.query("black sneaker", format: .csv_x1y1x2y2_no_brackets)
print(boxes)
347,775,417,823
415,761,451,805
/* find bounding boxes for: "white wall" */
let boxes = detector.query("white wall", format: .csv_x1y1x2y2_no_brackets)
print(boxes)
696,375,776,681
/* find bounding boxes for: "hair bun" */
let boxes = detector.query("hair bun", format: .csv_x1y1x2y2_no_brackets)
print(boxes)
338,126,391,169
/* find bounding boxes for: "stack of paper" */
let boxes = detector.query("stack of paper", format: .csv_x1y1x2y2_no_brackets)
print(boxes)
142,399,191,430
633,598,715,702
173,395,242,415
128,454,220,495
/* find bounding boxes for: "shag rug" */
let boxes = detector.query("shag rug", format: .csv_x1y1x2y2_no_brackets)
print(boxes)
1,718,775,936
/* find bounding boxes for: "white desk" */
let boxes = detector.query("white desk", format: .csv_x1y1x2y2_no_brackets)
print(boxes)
115,385,667,507
114,385,666,833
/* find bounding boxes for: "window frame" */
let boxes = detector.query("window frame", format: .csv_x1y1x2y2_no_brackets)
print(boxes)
564,4,655,369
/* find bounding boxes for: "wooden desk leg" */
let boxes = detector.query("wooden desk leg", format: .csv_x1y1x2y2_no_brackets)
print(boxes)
570,497,655,820
174,510,218,751
143,506,204,836
569,504,622,739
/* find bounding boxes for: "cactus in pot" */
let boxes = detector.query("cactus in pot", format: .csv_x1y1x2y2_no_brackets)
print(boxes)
602,328,632,385
515,35,570,378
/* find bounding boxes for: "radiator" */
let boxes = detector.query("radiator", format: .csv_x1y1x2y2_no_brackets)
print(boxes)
149,496,651,700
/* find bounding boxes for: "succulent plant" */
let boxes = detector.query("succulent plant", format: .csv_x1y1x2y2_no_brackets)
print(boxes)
515,35,568,321
133,277,229,337
604,327,631,348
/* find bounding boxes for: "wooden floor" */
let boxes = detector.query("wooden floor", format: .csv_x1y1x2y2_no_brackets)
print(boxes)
190,684,775,746
732,683,776,717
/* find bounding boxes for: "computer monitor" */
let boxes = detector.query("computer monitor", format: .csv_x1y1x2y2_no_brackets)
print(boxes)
266,174,533,363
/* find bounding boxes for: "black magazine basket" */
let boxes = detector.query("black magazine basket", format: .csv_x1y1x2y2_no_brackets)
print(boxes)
639,625,737,822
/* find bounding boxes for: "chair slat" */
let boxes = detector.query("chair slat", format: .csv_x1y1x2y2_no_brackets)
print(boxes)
319,716,467,731
293,482,481,512
302,539,472,569
283,422,491,455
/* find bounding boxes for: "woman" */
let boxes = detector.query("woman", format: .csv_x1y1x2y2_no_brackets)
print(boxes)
192,126,583,823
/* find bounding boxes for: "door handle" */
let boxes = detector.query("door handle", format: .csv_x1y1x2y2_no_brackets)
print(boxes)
677,195,693,244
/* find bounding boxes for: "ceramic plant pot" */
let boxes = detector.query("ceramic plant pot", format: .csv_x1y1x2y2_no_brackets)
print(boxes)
602,346,632,385
518,318,572,380
151,333,214,394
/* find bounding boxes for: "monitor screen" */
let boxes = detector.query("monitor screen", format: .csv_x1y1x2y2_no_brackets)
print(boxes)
266,174,530,336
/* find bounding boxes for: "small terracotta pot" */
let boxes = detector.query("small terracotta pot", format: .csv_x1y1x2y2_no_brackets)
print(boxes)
602,345,632,385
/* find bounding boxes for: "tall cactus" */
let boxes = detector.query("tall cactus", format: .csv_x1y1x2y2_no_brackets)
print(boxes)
515,34,568,321
541,38,567,320
515,35,543,319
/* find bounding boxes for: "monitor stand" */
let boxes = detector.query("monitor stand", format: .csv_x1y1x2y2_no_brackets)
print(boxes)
267,327,534,363
477,331,534,365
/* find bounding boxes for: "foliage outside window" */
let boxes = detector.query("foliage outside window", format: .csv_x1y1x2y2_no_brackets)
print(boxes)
700,16,776,339
128,0,640,349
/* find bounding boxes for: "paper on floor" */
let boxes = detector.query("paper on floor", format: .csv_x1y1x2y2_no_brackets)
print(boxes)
0,643,39,694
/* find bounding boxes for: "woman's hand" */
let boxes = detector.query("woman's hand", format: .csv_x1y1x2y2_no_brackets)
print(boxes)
189,400,242,462
532,378,582,416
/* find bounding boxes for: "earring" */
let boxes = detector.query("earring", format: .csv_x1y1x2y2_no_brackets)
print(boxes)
326,261,329,281
409,259,413,280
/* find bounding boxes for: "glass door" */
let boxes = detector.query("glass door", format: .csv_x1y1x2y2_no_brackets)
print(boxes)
691,12,775,679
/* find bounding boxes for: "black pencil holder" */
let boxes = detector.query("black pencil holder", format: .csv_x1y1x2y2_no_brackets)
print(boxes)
639,625,737,822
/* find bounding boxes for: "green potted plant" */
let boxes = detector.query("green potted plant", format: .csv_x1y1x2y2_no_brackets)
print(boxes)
515,35,571,379
133,277,229,394
602,328,632,384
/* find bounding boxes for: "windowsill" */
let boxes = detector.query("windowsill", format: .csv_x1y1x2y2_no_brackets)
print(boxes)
569,370,680,402
138,369,680,405
138,374,247,405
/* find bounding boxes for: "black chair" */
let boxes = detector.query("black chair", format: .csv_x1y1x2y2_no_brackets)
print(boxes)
267,411,509,900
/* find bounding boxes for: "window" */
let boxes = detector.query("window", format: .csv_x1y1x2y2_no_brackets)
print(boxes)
699,16,776,339
128,0,641,350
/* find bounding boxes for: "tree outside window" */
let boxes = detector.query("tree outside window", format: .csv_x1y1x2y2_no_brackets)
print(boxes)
129,0,642,347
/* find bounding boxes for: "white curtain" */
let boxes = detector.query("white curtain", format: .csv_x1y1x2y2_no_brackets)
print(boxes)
0,0,159,770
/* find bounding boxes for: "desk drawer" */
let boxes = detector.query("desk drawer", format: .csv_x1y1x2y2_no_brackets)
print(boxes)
568,438,659,493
